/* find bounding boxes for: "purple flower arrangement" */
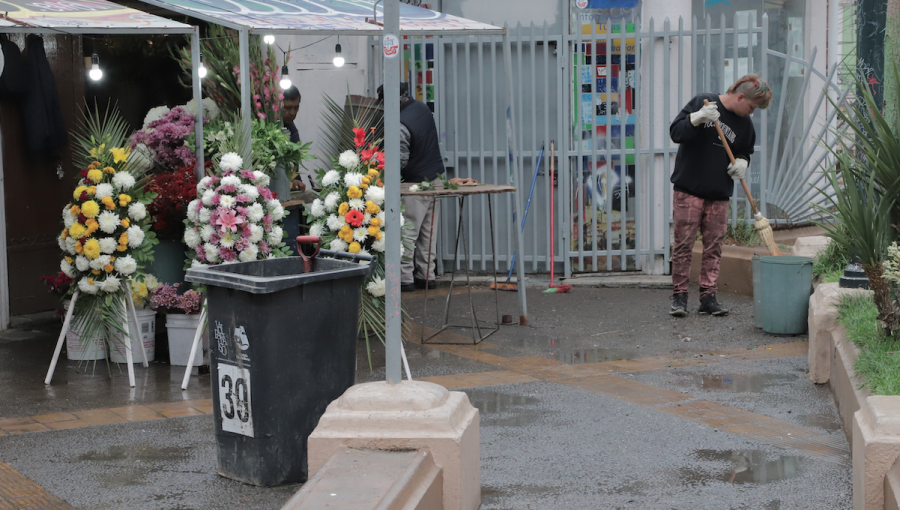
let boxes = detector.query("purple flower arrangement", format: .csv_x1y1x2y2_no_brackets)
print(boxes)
150,283,202,314
131,107,197,169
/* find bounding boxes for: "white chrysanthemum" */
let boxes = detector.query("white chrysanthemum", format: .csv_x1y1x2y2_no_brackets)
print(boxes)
251,170,270,187
240,184,260,201
310,199,326,218
142,105,169,130
89,255,110,271
363,213,372,224
198,177,214,192
186,200,200,222
326,214,345,231
60,259,75,278
324,192,341,211
409,184,420,192
366,276,386,297
191,259,207,268
129,144,154,173
338,150,359,170
219,232,235,248
200,224,215,242
112,171,135,191
329,238,348,252
220,175,241,188
99,237,117,254
63,210,75,228
400,244,405,257
57,236,67,252
309,222,325,237
128,202,147,221
247,203,264,222
184,228,201,249
376,211,386,223
204,243,219,262
65,237,77,255
78,277,99,294
248,224,264,243
352,227,368,243
344,172,364,188
239,244,258,262
94,183,114,200
126,226,144,248
219,195,236,209
400,213,407,227
75,256,90,272
270,203,285,221
199,208,211,223
349,198,365,211
365,185,385,206
267,226,283,245
100,275,121,293
220,152,244,172
114,255,137,275
98,211,120,234
321,170,341,187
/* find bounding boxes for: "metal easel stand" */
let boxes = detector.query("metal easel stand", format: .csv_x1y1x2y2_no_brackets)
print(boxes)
421,194,501,345
181,299,209,390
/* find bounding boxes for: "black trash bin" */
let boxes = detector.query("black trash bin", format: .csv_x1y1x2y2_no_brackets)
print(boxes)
185,249,372,487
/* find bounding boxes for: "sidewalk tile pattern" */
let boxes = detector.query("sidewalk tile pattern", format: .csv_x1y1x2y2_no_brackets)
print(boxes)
0,461,74,510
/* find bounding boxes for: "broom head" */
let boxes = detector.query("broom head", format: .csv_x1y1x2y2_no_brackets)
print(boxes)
754,212,783,256
544,284,573,294
490,282,518,291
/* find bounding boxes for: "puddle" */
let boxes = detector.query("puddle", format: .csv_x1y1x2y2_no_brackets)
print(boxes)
695,373,797,392
796,413,843,432
463,389,541,427
482,484,559,503
683,449,806,485
78,445,191,463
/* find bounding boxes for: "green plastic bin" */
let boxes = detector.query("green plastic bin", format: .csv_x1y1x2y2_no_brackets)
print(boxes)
752,255,763,329
760,256,814,335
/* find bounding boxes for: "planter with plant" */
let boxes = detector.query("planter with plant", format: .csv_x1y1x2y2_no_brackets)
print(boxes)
150,282,204,366
109,275,161,363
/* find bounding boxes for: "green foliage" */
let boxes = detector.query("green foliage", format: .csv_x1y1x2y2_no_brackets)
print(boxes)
203,113,314,179
725,221,759,247
813,237,850,278
317,91,384,173
837,293,900,395
72,101,136,173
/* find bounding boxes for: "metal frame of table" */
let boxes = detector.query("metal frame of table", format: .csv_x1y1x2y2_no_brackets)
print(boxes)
401,184,515,345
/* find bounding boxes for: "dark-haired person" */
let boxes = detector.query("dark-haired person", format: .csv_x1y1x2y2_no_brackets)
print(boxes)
281,86,306,191
668,74,772,317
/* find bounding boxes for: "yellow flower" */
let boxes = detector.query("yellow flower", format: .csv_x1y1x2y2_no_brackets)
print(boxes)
365,201,380,215
103,166,116,175
360,183,368,190
87,186,96,195
70,205,80,216
362,176,371,185
120,218,130,228
87,169,103,183
73,186,87,200
110,147,129,163
88,161,101,170
117,244,128,252
85,223,98,236
137,283,148,298
61,228,68,240
75,242,83,254
369,218,381,227
68,223,86,239
119,232,128,246
103,264,114,273
89,144,106,159
375,232,382,240
81,200,100,219
118,194,132,207
102,197,116,210
83,239,101,260
347,186,363,199
338,202,350,216
368,168,380,177
368,225,380,237
348,242,361,253
91,269,101,275
64,256,73,264
87,278,94,285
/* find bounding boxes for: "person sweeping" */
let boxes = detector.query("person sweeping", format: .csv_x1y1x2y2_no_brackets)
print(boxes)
668,74,772,317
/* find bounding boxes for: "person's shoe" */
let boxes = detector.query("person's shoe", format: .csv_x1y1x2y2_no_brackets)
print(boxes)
415,278,437,290
401,283,416,293
698,293,729,316
669,293,688,317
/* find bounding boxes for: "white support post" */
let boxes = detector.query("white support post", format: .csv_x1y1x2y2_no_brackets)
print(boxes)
122,298,135,388
125,291,148,367
181,303,208,391
239,28,252,163
45,290,79,385
191,26,205,181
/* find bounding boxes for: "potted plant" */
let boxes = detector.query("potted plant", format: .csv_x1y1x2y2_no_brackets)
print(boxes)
150,283,205,366
109,274,161,363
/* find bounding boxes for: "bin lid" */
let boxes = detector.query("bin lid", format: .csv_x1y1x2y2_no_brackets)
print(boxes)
186,255,372,294
759,256,813,265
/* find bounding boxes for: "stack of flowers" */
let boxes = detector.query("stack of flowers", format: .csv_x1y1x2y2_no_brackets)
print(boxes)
129,274,160,309
130,99,220,171
183,152,292,266
150,283,202,314
145,162,211,241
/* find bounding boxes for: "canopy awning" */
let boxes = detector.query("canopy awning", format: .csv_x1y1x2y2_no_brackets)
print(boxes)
0,0,194,34
132,0,503,35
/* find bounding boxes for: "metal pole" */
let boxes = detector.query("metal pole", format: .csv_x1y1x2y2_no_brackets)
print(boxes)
191,27,205,180
503,30,528,325
239,28,252,162
383,0,403,384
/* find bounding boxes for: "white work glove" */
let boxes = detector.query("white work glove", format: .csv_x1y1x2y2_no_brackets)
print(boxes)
727,158,748,180
690,101,720,126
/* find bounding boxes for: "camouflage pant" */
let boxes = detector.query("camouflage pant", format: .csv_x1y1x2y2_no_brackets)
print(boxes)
672,191,729,297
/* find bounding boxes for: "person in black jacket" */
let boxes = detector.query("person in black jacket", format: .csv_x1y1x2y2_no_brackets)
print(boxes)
282,86,306,192
668,74,772,317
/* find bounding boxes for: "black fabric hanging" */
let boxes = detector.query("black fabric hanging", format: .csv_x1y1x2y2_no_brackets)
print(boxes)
22,34,67,159
0,34,28,98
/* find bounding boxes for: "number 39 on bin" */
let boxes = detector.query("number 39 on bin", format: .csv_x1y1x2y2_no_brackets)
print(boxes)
218,363,254,437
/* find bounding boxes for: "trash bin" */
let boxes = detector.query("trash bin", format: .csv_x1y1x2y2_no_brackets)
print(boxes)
185,248,372,486
759,256,814,335
752,255,763,329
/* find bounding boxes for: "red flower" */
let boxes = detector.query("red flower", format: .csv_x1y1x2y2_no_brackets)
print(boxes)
79,169,88,178
147,166,198,241
77,213,87,224
375,152,385,169
360,145,380,163
352,127,366,148
345,210,364,227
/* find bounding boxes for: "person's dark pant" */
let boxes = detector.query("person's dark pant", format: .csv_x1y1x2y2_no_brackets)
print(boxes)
672,191,729,298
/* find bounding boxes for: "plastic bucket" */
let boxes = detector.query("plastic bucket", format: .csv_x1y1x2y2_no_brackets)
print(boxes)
65,322,106,361
110,308,157,363
760,256,814,335
752,255,763,329
166,313,207,366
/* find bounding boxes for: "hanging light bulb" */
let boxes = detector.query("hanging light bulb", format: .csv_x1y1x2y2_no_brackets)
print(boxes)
333,43,344,67
279,64,292,89
264,34,275,45
198,53,207,79
88,53,102,81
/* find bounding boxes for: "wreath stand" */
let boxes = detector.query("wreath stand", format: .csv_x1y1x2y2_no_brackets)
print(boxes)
44,290,149,387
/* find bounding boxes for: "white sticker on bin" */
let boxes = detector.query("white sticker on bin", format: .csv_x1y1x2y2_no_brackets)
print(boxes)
218,363,254,437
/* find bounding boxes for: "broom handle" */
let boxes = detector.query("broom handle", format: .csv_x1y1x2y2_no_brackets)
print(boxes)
703,99,760,216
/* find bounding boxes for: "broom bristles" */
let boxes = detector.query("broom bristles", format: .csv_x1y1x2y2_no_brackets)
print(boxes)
754,213,783,256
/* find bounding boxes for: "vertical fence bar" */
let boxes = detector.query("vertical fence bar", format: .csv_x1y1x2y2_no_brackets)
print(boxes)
435,36,447,272
464,35,473,270
477,35,486,272
529,23,538,272
704,15,711,93
491,33,500,274
516,25,525,270
772,48,816,209
692,15,698,100
451,36,461,270
653,19,661,269
760,13,768,218
619,16,628,270
561,33,572,278
725,13,737,228
576,33,585,272
767,31,792,216
603,17,612,271
543,23,552,272
634,16,643,269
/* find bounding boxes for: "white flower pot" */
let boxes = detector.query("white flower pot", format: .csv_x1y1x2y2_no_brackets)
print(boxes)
166,313,207,366
65,322,106,361
109,308,157,364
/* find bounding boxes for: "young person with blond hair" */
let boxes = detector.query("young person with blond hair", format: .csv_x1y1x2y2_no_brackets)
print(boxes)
668,74,772,317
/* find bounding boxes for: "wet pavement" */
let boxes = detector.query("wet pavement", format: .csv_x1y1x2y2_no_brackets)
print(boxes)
0,284,851,509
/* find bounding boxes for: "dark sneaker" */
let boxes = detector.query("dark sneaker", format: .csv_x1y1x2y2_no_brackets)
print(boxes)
415,278,437,290
401,283,416,293
670,293,688,317
699,293,729,316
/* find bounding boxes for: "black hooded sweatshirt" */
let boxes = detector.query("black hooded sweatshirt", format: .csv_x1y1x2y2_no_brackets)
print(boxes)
669,92,755,201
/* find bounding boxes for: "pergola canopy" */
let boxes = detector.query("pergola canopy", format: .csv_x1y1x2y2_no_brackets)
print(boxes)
0,0,193,34
132,0,503,35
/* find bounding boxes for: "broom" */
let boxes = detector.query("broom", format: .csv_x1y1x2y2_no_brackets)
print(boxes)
544,141,572,294
704,99,782,256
